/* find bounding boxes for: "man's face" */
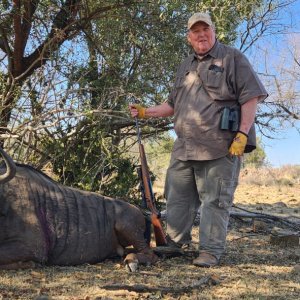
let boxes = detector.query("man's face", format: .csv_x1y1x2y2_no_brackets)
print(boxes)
187,22,216,55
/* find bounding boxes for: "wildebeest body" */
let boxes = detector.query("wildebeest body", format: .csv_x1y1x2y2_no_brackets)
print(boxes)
0,155,156,269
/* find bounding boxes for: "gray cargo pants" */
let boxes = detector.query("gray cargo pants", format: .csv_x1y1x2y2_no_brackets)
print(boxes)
164,155,241,259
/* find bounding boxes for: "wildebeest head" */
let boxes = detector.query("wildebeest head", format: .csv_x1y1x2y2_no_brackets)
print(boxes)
0,148,16,184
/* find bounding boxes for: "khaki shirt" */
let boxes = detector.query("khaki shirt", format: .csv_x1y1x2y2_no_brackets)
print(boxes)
168,40,268,161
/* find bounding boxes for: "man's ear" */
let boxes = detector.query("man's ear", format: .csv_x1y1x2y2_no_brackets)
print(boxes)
187,33,191,44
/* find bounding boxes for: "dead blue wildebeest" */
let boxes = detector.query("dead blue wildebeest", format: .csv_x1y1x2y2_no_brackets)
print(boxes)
0,147,157,271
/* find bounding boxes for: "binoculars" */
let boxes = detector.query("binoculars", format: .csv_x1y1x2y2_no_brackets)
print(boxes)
220,107,240,132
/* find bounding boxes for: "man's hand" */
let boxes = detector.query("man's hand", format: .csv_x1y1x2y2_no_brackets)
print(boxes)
129,104,147,119
229,131,248,156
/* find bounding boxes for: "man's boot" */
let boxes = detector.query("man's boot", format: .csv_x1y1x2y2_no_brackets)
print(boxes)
193,251,219,267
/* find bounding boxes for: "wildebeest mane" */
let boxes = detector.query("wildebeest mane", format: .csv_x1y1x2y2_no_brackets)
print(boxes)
0,161,57,184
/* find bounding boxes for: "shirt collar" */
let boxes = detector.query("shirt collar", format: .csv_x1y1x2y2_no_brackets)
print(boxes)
193,40,220,60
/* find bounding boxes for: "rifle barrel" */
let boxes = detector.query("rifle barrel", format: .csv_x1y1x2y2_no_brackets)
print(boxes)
135,118,167,246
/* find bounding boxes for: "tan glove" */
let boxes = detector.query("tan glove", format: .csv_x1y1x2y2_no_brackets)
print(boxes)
131,104,147,119
229,131,248,156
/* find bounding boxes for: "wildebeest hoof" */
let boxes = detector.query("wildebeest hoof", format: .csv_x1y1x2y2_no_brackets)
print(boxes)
125,261,139,272
124,253,139,272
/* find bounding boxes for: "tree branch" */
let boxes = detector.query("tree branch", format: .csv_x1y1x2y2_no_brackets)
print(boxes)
102,275,215,294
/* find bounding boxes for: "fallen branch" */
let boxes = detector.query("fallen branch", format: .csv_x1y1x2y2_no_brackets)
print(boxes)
231,205,300,232
101,275,216,294
159,207,300,232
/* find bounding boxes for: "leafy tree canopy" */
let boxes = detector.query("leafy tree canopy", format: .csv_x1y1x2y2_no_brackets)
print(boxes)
0,0,296,196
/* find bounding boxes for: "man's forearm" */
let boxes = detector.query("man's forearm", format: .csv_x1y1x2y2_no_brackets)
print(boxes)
239,97,258,134
144,102,174,118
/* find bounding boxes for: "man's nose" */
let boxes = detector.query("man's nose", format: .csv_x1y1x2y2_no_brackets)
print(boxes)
195,31,204,37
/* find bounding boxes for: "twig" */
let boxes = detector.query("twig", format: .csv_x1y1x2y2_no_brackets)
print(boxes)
231,233,265,241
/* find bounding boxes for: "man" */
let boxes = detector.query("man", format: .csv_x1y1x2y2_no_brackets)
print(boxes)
129,12,267,267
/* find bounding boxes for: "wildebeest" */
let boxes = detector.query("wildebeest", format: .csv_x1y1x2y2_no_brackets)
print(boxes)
0,147,157,270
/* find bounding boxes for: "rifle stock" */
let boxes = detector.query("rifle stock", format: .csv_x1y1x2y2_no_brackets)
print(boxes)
139,143,167,246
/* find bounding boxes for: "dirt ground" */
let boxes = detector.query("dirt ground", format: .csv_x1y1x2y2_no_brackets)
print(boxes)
0,183,299,300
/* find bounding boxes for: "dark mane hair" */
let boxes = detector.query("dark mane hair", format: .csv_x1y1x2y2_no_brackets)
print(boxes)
15,163,58,183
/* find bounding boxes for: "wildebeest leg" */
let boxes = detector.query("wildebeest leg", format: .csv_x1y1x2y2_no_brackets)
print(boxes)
0,242,44,270
114,202,158,269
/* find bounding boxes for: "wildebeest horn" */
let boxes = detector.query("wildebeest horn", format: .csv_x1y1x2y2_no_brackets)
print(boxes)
0,147,16,184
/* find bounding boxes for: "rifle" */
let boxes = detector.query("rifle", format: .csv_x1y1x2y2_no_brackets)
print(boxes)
135,117,168,247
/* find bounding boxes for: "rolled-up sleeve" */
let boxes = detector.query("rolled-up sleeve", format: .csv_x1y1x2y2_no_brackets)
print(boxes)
234,52,268,105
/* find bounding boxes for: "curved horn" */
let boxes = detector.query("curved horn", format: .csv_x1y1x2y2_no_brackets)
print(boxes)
0,147,16,184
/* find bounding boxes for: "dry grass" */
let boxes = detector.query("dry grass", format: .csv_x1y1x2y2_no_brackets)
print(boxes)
1,225,299,300
239,165,300,186
0,167,300,300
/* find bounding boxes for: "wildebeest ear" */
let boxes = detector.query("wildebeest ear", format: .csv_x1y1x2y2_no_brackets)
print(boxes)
0,147,16,184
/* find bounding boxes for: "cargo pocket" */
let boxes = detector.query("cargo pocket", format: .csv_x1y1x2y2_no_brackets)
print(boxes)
225,153,236,164
218,179,238,209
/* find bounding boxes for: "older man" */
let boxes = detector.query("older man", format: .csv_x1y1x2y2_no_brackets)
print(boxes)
129,12,267,267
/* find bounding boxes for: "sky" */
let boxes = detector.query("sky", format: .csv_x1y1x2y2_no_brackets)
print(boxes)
262,127,300,166
251,0,300,167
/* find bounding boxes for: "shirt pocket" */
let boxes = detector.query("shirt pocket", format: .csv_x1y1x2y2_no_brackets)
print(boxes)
174,72,186,88
173,71,199,107
169,73,186,105
203,69,233,101
206,69,224,88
